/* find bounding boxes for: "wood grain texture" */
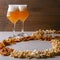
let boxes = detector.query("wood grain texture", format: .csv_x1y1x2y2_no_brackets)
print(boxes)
0,0,60,31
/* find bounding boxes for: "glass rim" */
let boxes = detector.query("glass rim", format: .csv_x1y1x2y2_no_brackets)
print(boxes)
8,4,27,6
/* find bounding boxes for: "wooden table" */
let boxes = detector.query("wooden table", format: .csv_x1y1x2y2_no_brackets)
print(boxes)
0,32,60,60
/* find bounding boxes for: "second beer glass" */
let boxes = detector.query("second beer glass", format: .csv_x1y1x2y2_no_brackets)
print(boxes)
18,5,29,37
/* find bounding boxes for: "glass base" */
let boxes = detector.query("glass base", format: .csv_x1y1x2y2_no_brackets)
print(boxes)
8,34,19,38
18,32,28,38
8,36,15,38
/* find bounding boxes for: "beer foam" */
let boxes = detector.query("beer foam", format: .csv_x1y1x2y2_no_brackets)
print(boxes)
8,5,19,12
19,5,27,11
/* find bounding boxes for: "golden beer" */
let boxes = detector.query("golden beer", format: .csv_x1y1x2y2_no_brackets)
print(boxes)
19,5,29,22
19,10,29,22
7,10,19,24
7,5,19,24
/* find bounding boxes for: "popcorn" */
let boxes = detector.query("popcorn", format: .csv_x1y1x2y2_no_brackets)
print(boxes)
0,29,60,58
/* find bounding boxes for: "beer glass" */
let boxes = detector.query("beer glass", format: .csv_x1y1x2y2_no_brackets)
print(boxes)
18,5,29,37
7,5,19,37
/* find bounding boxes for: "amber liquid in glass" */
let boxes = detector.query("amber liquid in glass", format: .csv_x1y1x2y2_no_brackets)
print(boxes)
7,10,19,24
19,10,29,22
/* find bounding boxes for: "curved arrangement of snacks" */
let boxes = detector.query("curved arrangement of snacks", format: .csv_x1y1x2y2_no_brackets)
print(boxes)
0,29,60,58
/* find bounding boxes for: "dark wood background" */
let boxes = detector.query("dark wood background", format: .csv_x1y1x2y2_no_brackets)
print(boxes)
0,0,60,31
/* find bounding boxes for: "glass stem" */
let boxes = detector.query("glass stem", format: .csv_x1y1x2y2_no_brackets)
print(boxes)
13,24,16,37
21,21,24,34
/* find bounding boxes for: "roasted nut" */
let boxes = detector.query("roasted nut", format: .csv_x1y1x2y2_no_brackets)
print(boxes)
0,47,14,56
0,42,5,49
